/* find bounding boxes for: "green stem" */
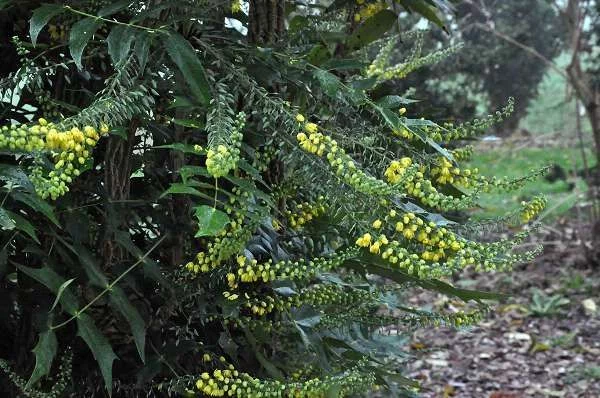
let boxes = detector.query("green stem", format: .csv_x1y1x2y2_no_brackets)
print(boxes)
214,178,218,208
63,5,166,35
50,234,167,330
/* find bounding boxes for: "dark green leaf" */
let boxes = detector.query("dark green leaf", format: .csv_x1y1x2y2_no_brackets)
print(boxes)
325,384,342,398
194,205,229,237
5,210,39,243
399,0,448,32
179,166,210,183
242,328,284,380
321,58,366,71
313,69,342,98
172,118,204,128
77,314,118,396
0,208,15,230
164,32,211,105
375,105,454,161
107,25,135,65
365,263,506,302
134,31,151,72
26,330,57,387
18,265,79,314
376,95,419,108
109,287,146,363
273,287,297,296
0,164,34,191
160,184,211,200
351,77,377,91
98,0,131,17
0,0,12,11
345,10,397,52
78,248,109,287
49,278,76,312
225,175,274,206
306,44,331,66
30,4,65,46
13,192,60,227
113,232,172,290
69,17,102,70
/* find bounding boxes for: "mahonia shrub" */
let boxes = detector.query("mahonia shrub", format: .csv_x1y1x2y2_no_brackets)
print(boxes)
0,1,546,397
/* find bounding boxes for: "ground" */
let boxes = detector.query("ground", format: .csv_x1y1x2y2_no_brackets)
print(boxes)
405,139,600,397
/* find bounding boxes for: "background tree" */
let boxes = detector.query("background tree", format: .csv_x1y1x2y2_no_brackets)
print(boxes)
387,0,564,134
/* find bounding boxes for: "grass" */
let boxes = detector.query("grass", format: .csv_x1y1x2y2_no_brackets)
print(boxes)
465,145,595,220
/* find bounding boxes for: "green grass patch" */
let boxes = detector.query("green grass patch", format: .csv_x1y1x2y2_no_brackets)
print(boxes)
466,145,594,220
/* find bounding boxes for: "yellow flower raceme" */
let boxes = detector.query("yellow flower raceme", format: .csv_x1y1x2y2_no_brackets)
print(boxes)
0,118,109,200
227,248,357,286
355,1,387,22
384,157,413,184
285,196,326,230
194,365,374,397
205,112,245,178
520,196,546,223
295,120,394,196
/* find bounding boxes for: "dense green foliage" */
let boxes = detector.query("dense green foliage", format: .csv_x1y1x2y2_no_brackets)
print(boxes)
0,1,547,397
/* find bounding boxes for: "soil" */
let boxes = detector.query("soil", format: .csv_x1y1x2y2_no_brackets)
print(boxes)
405,219,600,398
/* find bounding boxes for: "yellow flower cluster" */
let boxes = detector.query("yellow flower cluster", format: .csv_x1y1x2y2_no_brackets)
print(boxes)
294,116,474,212
252,145,278,173
231,0,242,13
285,196,326,230
225,248,358,288
352,208,495,278
419,99,515,143
206,144,240,178
228,285,374,318
366,34,396,78
403,307,488,329
430,155,544,195
383,158,473,211
206,113,245,178
430,156,477,186
392,127,413,140
194,365,374,397
383,157,413,184
0,118,108,199
48,23,68,42
295,115,392,196
241,295,277,316
451,145,474,162
185,189,254,273
359,210,465,261
520,196,546,223
354,1,387,22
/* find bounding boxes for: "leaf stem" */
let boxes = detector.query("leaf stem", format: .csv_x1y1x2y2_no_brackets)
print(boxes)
50,234,167,330
214,178,218,208
63,5,166,35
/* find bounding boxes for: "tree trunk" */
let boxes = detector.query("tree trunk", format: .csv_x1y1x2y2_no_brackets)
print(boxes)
248,0,286,197
587,91,600,170
101,120,138,268
248,0,284,44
